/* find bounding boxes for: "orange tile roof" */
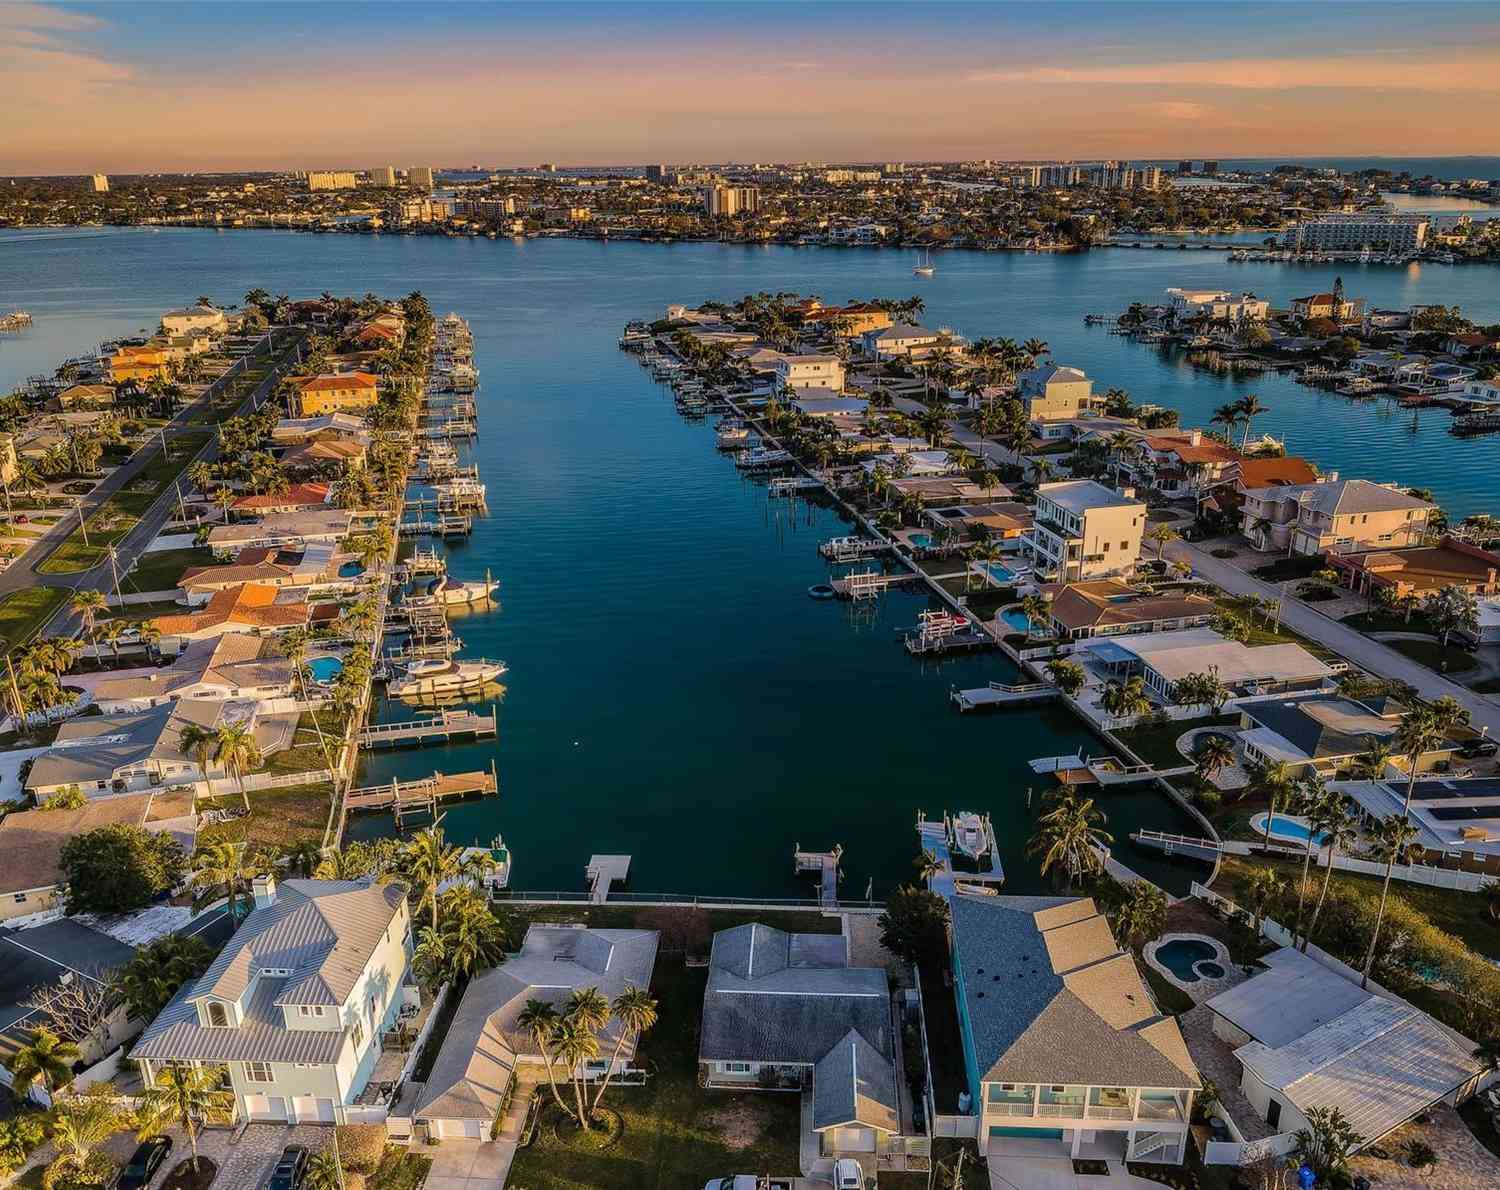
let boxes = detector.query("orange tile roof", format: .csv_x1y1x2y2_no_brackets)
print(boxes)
1237,456,1320,488
231,483,331,512
296,372,378,393
152,583,308,635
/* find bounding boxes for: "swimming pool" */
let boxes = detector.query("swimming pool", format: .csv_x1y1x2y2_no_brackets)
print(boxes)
982,562,1017,584
909,533,934,549
1251,812,1330,846
339,561,365,578
1153,938,1226,984
306,656,345,683
999,608,1032,634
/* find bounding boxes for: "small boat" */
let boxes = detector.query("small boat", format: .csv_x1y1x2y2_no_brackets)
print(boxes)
459,835,512,890
412,575,497,607
913,249,936,277
388,657,507,698
950,810,991,860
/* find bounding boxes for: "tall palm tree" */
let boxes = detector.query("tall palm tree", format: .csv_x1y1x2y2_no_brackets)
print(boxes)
1359,814,1422,988
1352,736,1395,780
591,987,658,1111
1145,522,1178,560
551,1017,601,1130
1019,593,1050,639
401,825,465,932
137,1063,233,1172
1026,788,1113,886
1259,770,1294,855
213,721,262,811
1194,734,1236,786
517,1000,572,1118
1100,676,1151,721
433,888,509,981
1210,403,1241,439
1288,780,1329,946
70,589,107,641
179,722,216,788
191,841,258,925
1393,707,1444,815
7,1026,79,1099
1302,797,1360,954
1235,393,1269,449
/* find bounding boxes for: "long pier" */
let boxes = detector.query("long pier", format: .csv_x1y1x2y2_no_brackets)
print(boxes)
357,707,496,750
398,513,472,537
344,766,498,827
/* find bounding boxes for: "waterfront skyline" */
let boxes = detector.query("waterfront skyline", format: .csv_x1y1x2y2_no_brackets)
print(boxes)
7,0,1500,175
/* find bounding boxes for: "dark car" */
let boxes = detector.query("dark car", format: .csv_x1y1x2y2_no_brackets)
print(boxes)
266,1146,310,1190
116,1136,172,1190
1459,738,1499,759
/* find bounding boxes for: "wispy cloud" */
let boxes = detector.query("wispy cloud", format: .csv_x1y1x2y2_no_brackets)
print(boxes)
1,1,130,111
966,54,1500,94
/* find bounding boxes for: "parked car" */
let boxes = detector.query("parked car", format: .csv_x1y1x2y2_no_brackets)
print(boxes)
266,1146,309,1190
1459,738,1498,759
702,1179,758,1190
832,1159,865,1190
116,1137,172,1190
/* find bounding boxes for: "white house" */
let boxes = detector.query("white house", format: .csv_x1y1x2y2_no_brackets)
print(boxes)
160,305,229,337
1165,289,1269,323
773,354,844,391
131,878,414,1125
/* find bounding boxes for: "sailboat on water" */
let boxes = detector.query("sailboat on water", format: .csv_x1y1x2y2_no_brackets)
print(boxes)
913,249,936,277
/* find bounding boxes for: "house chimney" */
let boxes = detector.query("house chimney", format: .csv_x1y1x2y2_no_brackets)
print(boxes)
251,875,277,909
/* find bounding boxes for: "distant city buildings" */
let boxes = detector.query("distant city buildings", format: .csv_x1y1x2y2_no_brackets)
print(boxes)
1283,212,1430,254
408,166,435,190
645,164,668,183
703,185,760,217
1178,160,1193,176
454,196,517,221
90,174,109,193
1203,160,1219,175
393,197,452,227
369,166,397,187
307,171,357,192
822,169,880,184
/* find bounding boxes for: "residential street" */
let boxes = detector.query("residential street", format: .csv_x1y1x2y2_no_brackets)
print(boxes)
1167,539,1500,736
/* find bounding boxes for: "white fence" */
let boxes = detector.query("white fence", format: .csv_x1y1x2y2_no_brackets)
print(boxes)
200,769,334,797
1203,1132,1298,1167
395,981,452,1089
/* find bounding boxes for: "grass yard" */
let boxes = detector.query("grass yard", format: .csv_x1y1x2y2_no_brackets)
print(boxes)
199,780,334,851
1341,609,1436,635
1385,637,1479,675
507,959,804,1190
1216,853,1500,961
367,1147,431,1190
1114,713,1240,770
126,546,215,592
1214,595,1340,661
260,713,341,776
0,586,72,649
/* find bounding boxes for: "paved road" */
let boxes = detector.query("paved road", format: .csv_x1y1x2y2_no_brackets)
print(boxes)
4,330,306,637
1168,539,1500,737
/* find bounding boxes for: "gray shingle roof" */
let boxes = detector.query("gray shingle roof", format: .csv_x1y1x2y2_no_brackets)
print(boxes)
812,1028,898,1133
414,927,659,1122
131,880,405,1064
699,924,891,1067
950,895,1198,1090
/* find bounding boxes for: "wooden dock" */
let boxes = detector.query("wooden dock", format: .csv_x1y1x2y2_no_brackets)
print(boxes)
399,513,472,537
357,707,496,750
830,569,921,600
585,854,631,903
793,844,842,909
951,682,1057,711
344,766,498,826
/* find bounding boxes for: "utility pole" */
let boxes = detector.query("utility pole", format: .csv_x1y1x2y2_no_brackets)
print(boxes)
108,546,123,602
76,499,90,549
5,655,24,724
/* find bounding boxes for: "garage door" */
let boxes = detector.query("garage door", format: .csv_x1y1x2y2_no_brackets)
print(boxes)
834,1127,876,1152
244,1095,289,1122
434,1119,484,1140
292,1097,336,1123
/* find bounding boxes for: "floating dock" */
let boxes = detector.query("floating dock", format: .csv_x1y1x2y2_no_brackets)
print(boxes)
398,513,472,537
357,707,497,750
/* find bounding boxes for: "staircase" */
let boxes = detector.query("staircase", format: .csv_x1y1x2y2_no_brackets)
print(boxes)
496,1069,542,1142
1130,1131,1174,1161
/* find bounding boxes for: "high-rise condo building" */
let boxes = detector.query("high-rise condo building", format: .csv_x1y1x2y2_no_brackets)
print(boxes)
90,174,109,192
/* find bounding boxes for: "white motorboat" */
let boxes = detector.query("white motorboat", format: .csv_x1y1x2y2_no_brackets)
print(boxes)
950,810,991,860
388,657,507,698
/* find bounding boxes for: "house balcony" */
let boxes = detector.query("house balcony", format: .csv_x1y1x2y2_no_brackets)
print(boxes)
1136,1096,1186,1123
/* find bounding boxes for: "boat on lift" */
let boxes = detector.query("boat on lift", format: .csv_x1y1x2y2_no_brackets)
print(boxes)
388,657,507,698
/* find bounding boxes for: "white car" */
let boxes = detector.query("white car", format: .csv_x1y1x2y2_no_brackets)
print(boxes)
702,1178,758,1190
833,1159,865,1190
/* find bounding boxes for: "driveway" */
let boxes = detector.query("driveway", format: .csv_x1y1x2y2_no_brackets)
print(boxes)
1168,540,1500,735
423,1139,516,1190
987,1156,1175,1190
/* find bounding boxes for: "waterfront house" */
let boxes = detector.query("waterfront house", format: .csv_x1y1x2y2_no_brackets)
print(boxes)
1453,379,1500,409
24,699,246,800
1445,332,1500,359
160,305,228,337
153,582,318,645
108,344,172,384
87,634,297,711
132,878,414,1126
1018,364,1094,421
803,303,892,337
181,543,342,601
1021,481,1146,582
1165,288,1269,324
293,372,380,418
55,383,116,411
1328,536,1500,601
0,795,152,923
1240,478,1433,556
1392,360,1474,397
230,483,333,519
1237,693,1457,779
1201,947,1481,1151
280,436,369,475
206,510,354,560
1335,774,1500,871
925,501,1033,547
272,414,373,446
1233,456,1320,493
1043,580,1216,642
699,924,901,1162
949,894,1199,1164
774,354,844,391
1123,431,1239,501
413,926,658,1140
1290,293,1364,323
1088,628,1335,708
863,323,940,360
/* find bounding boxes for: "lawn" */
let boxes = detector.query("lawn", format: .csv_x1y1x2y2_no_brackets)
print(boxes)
198,780,335,851
1214,595,1340,661
126,546,215,593
1114,713,1240,770
367,1147,431,1190
36,434,212,575
1341,609,1436,635
1216,853,1500,962
1384,637,1479,676
259,713,341,777
0,586,72,650
506,959,804,1190
1247,555,1325,583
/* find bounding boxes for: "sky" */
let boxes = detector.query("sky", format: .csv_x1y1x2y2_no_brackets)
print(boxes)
6,0,1500,175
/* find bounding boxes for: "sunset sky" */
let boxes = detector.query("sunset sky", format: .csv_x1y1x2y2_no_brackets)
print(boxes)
7,0,1500,175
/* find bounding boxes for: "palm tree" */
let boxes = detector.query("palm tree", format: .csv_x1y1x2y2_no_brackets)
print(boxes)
1145,522,1178,560
1244,866,1286,938
1358,814,1421,988
1393,706,1444,815
551,1017,601,1130
1019,593,1050,640
1100,676,1151,721
432,888,509,982
213,721,262,811
179,722,216,788
137,1063,233,1172
70,589,107,641
1302,796,1360,954
913,849,943,883
7,1026,79,1099
304,1152,342,1190
1194,734,1236,787
282,838,323,878
45,1087,121,1188
1235,393,1269,449
191,841,258,925
1210,403,1241,439
1352,736,1395,780
517,1000,573,1119
590,987,658,1111
1026,787,1113,886
1259,769,1294,855
401,825,465,932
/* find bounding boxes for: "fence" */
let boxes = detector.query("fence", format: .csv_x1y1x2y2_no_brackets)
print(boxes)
1203,1133,1298,1167
199,769,334,797
490,890,885,911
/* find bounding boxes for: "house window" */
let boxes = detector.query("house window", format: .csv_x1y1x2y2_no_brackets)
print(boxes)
244,1062,273,1083
352,1020,365,1049
206,1002,229,1027
12,893,25,904
722,1062,752,1074
298,1005,324,1018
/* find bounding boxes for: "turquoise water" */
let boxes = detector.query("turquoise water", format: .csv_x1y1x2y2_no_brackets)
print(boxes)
339,561,364,578
909,533,934,549
999,609,1032,634
1254,813,1330,846
9,228,1500,897
306,656,344,683
1155,938,1218,982
982,562,1017,585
